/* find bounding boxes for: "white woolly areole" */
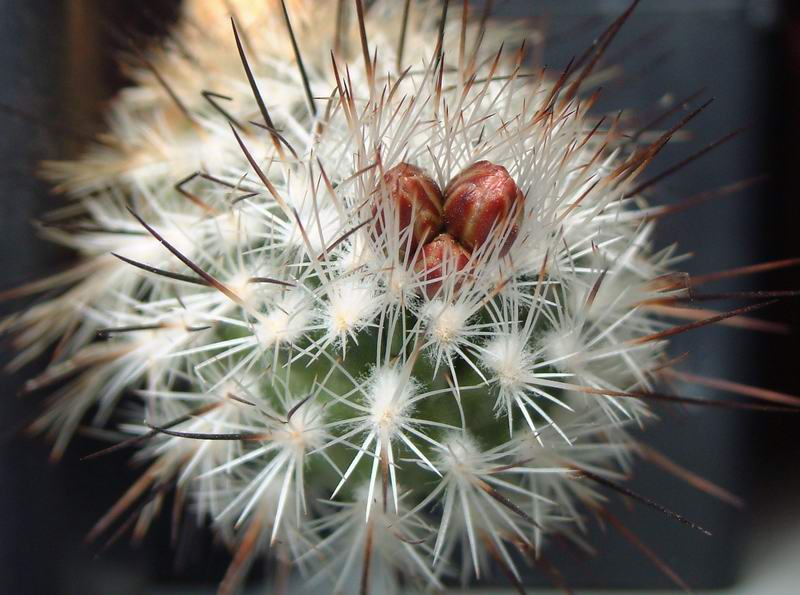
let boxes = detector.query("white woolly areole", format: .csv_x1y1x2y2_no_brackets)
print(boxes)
481,333,533,393
421,299,472,350
542,328,587,374
322,278,378,343
438,432,483,480
365,366,416,438
255,290,313,348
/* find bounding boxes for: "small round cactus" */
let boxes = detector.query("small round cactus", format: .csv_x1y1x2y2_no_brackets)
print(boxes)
3,1,793,594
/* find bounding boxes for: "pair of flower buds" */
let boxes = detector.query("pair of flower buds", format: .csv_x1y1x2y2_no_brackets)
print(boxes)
377,161,524,297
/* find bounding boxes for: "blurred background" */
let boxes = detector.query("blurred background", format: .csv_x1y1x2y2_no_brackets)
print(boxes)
0,0,797,593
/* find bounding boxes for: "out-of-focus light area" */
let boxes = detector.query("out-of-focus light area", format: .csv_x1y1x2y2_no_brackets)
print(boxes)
0,0,797,593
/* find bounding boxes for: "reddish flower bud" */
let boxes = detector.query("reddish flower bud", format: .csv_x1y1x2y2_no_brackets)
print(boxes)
373,163,444,253
443,160,524,254
414,233,471,298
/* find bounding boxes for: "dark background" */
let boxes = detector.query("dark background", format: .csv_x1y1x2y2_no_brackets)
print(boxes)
0,1,797,593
